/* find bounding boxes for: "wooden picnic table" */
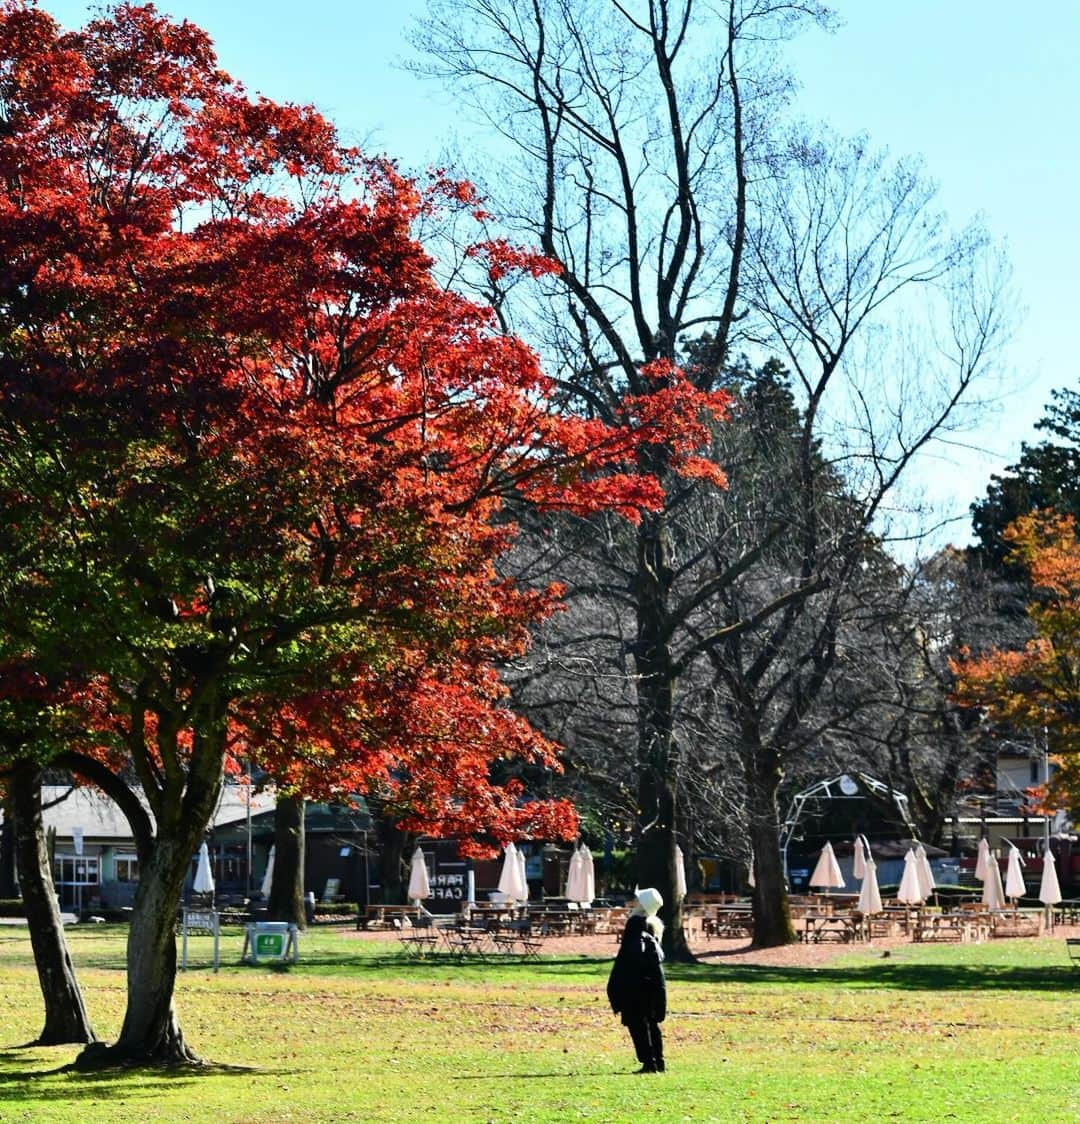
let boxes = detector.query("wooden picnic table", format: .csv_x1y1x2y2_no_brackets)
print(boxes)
913,911,989,943
529,908,575,936
989,910,1041,939
704,906,754,939
800,912,864,943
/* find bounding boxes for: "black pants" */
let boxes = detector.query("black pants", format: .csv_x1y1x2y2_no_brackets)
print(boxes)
626,1015,664,1071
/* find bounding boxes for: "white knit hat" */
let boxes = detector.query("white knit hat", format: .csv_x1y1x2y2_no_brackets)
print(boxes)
633,887,663,916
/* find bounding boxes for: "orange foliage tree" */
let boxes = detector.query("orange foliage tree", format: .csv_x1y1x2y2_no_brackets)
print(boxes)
950,511,1080,810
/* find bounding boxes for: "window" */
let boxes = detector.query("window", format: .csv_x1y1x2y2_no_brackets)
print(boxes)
114,855,139,883
53,854,99,887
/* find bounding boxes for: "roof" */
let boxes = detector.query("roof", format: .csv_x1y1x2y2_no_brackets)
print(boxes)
0,783,279,842
210,798,373,843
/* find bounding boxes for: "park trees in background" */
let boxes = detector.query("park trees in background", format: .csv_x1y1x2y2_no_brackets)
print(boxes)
0,2,722,1065
970,389,1080,574
416,0,1009,947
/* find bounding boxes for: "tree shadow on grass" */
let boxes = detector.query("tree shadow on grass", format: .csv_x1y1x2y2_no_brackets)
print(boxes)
0,1058,276,1100
288,952,610,979
668,960,1080,992
213,947,1080,993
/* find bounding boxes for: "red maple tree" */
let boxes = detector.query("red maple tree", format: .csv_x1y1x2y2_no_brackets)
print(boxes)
0,3,727,1066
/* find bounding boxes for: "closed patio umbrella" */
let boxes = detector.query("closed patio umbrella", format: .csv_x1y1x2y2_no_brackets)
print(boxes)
193,845,214,894
852,836,867,881
974,837,992,881
193,842,215,899
674,844,688,900
260,844,276,899
579,845,596,905
809,841,845,892
564,846,585,901
896,849,925,905
856,855,883,915
517,847,529,903
1038,848,1062,907
407,846,431,906
497,843,528,904
915,843,935,901
979,852,1005,912
1004,843,1026,902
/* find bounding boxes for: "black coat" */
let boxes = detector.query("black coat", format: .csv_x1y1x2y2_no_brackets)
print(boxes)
607,914,667,1024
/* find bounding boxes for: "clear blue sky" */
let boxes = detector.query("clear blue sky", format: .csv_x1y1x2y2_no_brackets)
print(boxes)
43,1,1078,548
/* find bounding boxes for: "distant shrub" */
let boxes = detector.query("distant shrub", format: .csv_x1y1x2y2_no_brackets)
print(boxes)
312,902,359,918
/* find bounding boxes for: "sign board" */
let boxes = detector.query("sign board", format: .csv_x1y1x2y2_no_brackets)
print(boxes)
322,877,341,901
72,826,84,856
243,921,299,965
180,907,220,972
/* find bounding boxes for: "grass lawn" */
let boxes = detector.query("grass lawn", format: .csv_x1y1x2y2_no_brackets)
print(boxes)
0,924,1076,1123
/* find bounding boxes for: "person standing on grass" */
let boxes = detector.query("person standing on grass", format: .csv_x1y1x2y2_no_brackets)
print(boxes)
607,887,667,1073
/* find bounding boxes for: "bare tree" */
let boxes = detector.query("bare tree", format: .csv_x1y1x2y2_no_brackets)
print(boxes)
416,0,1009,947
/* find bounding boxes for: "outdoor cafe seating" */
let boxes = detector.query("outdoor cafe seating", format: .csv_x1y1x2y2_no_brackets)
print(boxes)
490,918,543,958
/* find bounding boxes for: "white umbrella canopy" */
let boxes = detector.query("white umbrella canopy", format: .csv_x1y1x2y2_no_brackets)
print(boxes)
407,846,431,905
497,843,528,903
674,844,688,900
852,837,867,881
915,843,936,901
974,837,992,881
809,842,845,891
517,848,529,902
260,844,276,899
564,847,585,901
857,858,883,915
579,845,596,905
1039,849,1063,907
193,842,215,897
896,849,925,905
1004,844,1026,901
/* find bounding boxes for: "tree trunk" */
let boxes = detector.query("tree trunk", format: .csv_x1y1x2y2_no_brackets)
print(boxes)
76,836,202,1068
267,794,305,928
633,511,692,962
9,761,97,1045
75,716,227,1069
0,788,17,899
744,745,795,947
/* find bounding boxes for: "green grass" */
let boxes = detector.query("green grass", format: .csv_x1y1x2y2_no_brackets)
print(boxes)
0,925,1077,1123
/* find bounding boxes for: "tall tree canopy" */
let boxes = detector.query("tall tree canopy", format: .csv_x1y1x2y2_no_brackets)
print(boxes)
0,1,722,1064
416,0,1009,949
